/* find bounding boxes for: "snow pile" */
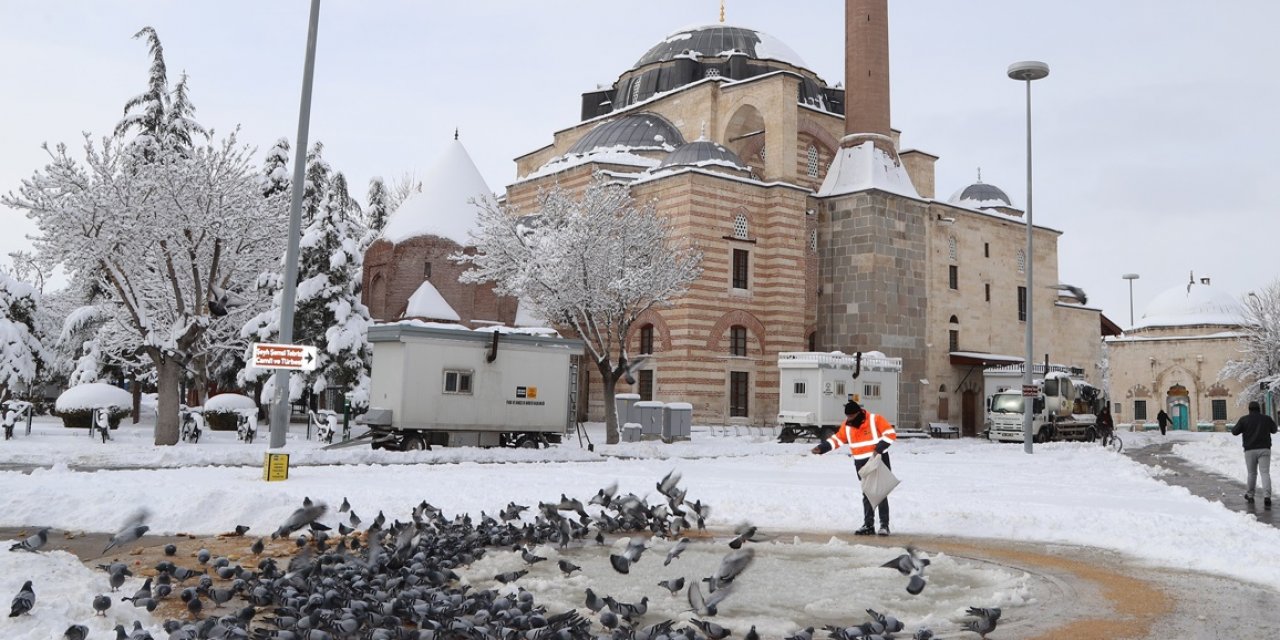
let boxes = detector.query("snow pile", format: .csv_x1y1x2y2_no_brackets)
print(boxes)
202,393,256,412
403,280,461,322
1132,280,1247,329
817,137,920,199
53,383,132,412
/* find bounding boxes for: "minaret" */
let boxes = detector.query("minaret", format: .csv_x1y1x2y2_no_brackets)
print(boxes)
818,0,917,198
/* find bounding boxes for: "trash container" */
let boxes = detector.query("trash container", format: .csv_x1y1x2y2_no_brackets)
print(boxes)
663,402,693,442
621,422,642,443
633,401,665,440
614,393,641,427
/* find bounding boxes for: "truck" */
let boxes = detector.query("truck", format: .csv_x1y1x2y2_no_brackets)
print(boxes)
986,370,1106,443
357,322,583,450
775,351,902,443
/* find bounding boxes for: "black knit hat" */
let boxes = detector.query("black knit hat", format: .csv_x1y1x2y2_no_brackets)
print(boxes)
844,400,862,415
1249,401,1261,412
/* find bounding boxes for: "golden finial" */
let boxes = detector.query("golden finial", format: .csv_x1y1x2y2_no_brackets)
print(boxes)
719,0,725,23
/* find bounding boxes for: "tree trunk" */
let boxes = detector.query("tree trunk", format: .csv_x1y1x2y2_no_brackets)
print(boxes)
130,371,141,424
153,356,183,446
600,367,620,445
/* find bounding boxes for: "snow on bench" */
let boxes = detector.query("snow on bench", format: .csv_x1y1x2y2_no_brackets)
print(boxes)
928,423,959,438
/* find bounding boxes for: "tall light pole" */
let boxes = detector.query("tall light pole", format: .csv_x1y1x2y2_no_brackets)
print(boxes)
1009,60,1049,454
1122,273,1140,327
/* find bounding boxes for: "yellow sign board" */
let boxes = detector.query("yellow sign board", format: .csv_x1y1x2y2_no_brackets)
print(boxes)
527,386,537,399
263,453,290,481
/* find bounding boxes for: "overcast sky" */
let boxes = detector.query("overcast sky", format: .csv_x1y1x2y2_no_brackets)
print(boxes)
2,0,1277,328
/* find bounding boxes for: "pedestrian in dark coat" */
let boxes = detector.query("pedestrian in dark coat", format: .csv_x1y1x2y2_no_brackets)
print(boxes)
1156,409,1171,436
1231,401,1276,508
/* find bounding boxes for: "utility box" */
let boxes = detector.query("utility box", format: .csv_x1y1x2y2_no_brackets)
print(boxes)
633,401,665,439
662,402,693,442
621,422,642,443
776,352,902,441
614,393,641,427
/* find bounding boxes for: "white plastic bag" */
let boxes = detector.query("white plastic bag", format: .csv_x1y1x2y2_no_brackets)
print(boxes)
858,454,900,507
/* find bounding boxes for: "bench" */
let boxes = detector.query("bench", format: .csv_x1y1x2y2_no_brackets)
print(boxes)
928,423,959,439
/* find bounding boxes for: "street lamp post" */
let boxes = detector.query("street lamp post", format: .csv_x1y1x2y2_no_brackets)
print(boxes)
1009,60,1049,455
1122,273,1140,327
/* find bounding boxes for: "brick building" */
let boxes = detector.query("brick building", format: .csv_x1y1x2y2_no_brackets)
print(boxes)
363,1,1118,433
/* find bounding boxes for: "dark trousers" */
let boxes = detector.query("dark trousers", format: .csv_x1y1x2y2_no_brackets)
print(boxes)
853,453,890,528
1159,422,1167,435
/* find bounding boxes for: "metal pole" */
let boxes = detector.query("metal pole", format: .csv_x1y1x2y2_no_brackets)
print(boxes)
1128,278,1134,326
1022,77,1035,454
271,0,321,449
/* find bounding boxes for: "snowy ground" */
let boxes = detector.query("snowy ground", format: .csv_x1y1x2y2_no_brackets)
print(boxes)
1,418,1277,638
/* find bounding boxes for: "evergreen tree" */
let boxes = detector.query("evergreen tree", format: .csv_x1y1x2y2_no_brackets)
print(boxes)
0,272,48,401
366,177,390,234
113,26,169,145
260,138,291,198
162,71,207,153
303,141,331,222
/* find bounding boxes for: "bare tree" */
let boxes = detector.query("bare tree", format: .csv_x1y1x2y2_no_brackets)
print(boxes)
459,175,702,443
1222,279,1280,404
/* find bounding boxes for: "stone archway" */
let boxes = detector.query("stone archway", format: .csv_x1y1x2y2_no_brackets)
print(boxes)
1166,383,1191,431
723,104,766,176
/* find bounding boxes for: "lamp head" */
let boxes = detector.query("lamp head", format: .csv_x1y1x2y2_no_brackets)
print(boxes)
1007,61,1050,81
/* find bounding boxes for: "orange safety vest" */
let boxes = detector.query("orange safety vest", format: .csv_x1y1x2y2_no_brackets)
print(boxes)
826,412,897,460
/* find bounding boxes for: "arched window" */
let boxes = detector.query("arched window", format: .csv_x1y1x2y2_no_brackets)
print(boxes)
729,325,748,357
639,324,654,355
948,316,960,353
948,236,957,261
733,214,749,240
806,145,820,177
630,77,642,104
1017,249,1026,273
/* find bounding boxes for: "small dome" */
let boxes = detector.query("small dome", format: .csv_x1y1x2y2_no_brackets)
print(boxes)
568,114,685,155
949,181,1013,209
657,139,746,170
381,140,492,246
1134,279,1246,329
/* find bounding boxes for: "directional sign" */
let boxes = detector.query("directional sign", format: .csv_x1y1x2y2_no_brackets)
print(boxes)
251,342,318,371
1022,385,1040,397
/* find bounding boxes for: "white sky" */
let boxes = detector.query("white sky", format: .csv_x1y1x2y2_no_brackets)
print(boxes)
2,0,1278,326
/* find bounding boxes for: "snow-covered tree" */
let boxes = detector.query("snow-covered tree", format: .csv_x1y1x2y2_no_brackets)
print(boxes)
259,138,291,198
460,175,702,443
112,27,206,156
1222,279,1280,403
242,170,372,410
365,177,390,235
0,272,48,401
386,170,421,213
303,142,331,223
4,132,288,444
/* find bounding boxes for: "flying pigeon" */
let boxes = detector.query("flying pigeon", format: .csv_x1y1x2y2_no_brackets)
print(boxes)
206,284,247,317
9,527,49,552
691,618,732,640
273,502,327,539
664,537,690,565
9,580,33,616
881,546,931,595
103,508,151,555
687,580,734,617
963,606,1002,639
1049,283,1088,305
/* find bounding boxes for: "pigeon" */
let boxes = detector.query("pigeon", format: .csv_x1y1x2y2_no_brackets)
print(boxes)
657,470,682,498
963,607,1001,639
589,482,618,507
163,544,177,556
231,525,250,536
64,625,89,640
250,538,265,555
609,553,633,574
557,559,581,576
520,546,546,565
729,521,768,549
186,593,203,619
339,497,350,513
9,580,33,616
108,568,128,592
273,503,327,539
196,548,211,565
881,546,931,595
92,593,111,615
664,537,689,566
599,610,620,629
122,577,153,604
206,284,246,317
583,588,606,613
866,608,905,634
1050,283,1088,305
9,527,50,552
709,547,754,591
912,628,934,640
658,577,685,595
494,569,527,584
604,595,648,621
103,508,150,554
690,618,732,640
745,625,760,640
687,580,734,617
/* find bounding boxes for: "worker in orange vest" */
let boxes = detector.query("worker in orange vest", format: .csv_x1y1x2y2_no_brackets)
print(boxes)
811,400,897,535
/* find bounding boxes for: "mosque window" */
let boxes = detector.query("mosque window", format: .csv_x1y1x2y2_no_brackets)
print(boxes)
809,229,818,252
1017,249,1026,273
759,145,766,162
732,249,749,289
730,371,750,417
631,77,642,104
949,265,958,290
1018,286,1027,321
639,324,654,355
733,214,749,240
948,236,957,261
1212,399,1228,421
1134,400,1148,421
423,262,432,279
985,283,991,302
705,67,721,79
806,145,820,177
729,325,748,357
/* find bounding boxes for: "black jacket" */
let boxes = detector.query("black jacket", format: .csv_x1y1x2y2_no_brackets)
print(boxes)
1232,411,1277,450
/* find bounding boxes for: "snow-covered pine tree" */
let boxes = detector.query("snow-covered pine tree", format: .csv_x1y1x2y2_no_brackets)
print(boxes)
113,26,169,147
386,171,421,213
0,272,48,402
460,174,702,443
303,141,331,223
366,177,389,234
162,71,208,154
1222,279,1280,403
260,138,291,198
5,132,287,445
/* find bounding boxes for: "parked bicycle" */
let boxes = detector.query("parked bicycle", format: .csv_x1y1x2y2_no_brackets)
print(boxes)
236,410,257,444
91,407,112,443
179,406,203,444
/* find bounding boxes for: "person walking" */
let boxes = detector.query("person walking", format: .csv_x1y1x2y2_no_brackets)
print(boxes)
811,400,897,535
1156,409,1171,436
1231,401,1276,508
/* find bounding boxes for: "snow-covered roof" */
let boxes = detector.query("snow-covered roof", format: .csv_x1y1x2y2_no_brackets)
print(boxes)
54,383,132,412
816,138,921,200
380,140,492,246
402,280,461,322
635,24,808,72
513,299,549,328
1132,280,1246,330
948,181,1015,210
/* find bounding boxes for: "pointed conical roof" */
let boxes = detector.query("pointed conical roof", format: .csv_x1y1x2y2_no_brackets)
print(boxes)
402,280,460,322
381,139,492,246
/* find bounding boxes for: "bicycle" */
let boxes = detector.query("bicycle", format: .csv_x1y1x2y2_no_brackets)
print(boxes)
1099,428,1123,453
179,408,203,444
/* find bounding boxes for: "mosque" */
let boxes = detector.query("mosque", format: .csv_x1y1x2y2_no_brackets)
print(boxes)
362,0,1123,433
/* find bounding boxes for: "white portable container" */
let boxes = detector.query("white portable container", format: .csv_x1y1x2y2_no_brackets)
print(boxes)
776,351,902,441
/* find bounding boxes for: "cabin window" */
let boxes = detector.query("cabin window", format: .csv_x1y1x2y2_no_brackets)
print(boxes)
793,381,807,395
443,370,473,395
863,382,881,399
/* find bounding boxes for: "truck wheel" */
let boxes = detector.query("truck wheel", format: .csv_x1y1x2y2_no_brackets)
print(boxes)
778,427,797,443
1084,426,1098,442
402,434,430,451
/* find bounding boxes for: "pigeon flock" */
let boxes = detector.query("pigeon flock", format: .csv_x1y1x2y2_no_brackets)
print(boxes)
7,470,1008,639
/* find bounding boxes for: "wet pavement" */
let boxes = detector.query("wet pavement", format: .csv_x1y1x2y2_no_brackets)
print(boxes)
1126,441,1276,527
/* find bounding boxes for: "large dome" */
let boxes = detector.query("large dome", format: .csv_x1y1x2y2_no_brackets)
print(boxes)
568,114,684,154
634,25,808,70
1134,279,1246,329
